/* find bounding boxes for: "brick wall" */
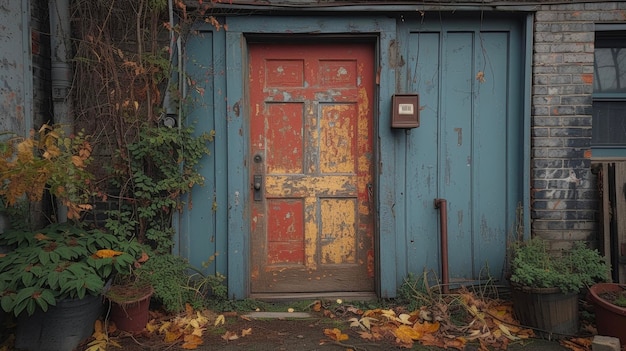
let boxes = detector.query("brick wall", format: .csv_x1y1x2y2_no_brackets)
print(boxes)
531,2,626,251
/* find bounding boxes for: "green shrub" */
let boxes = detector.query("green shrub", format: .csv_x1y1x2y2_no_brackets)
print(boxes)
509,238,610,294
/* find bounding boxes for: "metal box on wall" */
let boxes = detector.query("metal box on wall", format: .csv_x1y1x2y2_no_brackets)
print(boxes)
391,94,419,129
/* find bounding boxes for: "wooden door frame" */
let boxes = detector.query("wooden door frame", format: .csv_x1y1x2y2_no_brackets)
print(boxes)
224,16,397,299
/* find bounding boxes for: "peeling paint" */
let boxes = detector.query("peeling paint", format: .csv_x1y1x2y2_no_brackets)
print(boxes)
249,43,374,293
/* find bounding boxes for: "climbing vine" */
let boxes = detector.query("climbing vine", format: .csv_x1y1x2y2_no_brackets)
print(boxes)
72,1,218,253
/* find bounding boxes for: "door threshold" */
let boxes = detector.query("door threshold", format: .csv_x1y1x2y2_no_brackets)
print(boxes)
250,292,377,302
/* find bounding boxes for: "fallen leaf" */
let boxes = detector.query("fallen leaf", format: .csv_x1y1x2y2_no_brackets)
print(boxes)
397,313,412,325
159,321,172,334
214,314,225,326
93,249,123,258
497,323,520,340
394,325,421,344
324,328,349,341
222,330,239,341
241,328,252,337
165,330,182,343
181,334,203,349
413,321,440,334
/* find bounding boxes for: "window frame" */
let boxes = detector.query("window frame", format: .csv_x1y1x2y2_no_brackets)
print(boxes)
591,24,626,159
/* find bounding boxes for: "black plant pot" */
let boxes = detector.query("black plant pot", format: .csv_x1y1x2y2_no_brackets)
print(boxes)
511,285,578,337
15,294,103,351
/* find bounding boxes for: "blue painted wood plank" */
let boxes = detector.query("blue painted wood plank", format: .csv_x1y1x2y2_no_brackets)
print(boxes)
405,31,443,282
177,30,221,275
440,31,474,281
473,31,509,280
210,28,229,279
374,19,399,298
225,30,249,299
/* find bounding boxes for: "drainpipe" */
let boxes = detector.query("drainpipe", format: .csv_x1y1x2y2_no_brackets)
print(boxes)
49,0,72,222
434,198,450,294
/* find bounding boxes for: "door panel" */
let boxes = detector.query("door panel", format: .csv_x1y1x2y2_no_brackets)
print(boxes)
406,19,523,284
249,43,375,293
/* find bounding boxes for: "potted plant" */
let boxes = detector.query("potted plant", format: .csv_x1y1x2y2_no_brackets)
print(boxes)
104,253,154,333
0,125,144,350
0,222,143,350
509,237,610,336
587,283,626,344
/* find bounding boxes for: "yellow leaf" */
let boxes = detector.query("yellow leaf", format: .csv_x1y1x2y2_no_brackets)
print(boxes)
413,321,440,334
397,313,412,325
394,325,422,344
146,320,159,333
84,340,107,351
92,320,106,340
214,314,225,326
165,330,182,343
497,323,520,341
195,311,208,325
34,233,51,241
93,249,124,258
323,328,349,341
241,328,252,337
191,327,205,337
349,318,362,329
380,309,396,320
182,334,203,348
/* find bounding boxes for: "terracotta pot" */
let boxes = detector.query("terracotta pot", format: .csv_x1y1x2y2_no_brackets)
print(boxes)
588,283,626,345
106,285,154,332
511,285,579,337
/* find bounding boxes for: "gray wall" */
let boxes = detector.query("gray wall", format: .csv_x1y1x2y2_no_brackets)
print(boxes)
531,2,626,251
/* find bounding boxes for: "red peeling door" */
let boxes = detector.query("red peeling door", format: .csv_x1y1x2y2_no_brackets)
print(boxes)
249,42,375,293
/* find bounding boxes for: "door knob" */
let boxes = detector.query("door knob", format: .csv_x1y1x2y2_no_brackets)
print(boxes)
253,175,263,201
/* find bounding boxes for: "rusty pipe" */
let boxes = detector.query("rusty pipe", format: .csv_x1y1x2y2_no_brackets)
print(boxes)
434,198,450,294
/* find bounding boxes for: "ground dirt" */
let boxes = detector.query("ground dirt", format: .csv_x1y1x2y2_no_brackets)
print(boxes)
73,306,574,351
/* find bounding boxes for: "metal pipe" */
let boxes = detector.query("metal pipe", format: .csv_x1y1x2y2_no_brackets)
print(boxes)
434,198,450,294
49,0,72,222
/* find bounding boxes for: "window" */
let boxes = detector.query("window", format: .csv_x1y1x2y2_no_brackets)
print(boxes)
592,27,626,157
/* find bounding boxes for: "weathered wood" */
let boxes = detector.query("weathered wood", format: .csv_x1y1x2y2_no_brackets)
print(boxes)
249,42,375,294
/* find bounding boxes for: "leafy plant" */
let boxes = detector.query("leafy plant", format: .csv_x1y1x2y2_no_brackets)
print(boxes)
509,237,610,293
135,253,225,312
0,222,143,316
0,124,94,221
105,123,213,253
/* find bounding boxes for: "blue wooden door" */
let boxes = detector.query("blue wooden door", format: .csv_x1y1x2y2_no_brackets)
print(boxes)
400,17,524,285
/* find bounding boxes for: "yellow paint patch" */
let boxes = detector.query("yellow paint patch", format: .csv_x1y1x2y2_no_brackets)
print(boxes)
320,199,356,264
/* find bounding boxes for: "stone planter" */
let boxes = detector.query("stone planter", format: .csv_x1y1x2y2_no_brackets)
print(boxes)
588,283,626,345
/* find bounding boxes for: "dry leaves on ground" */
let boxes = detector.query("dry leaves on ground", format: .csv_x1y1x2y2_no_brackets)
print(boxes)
319,287,536,349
